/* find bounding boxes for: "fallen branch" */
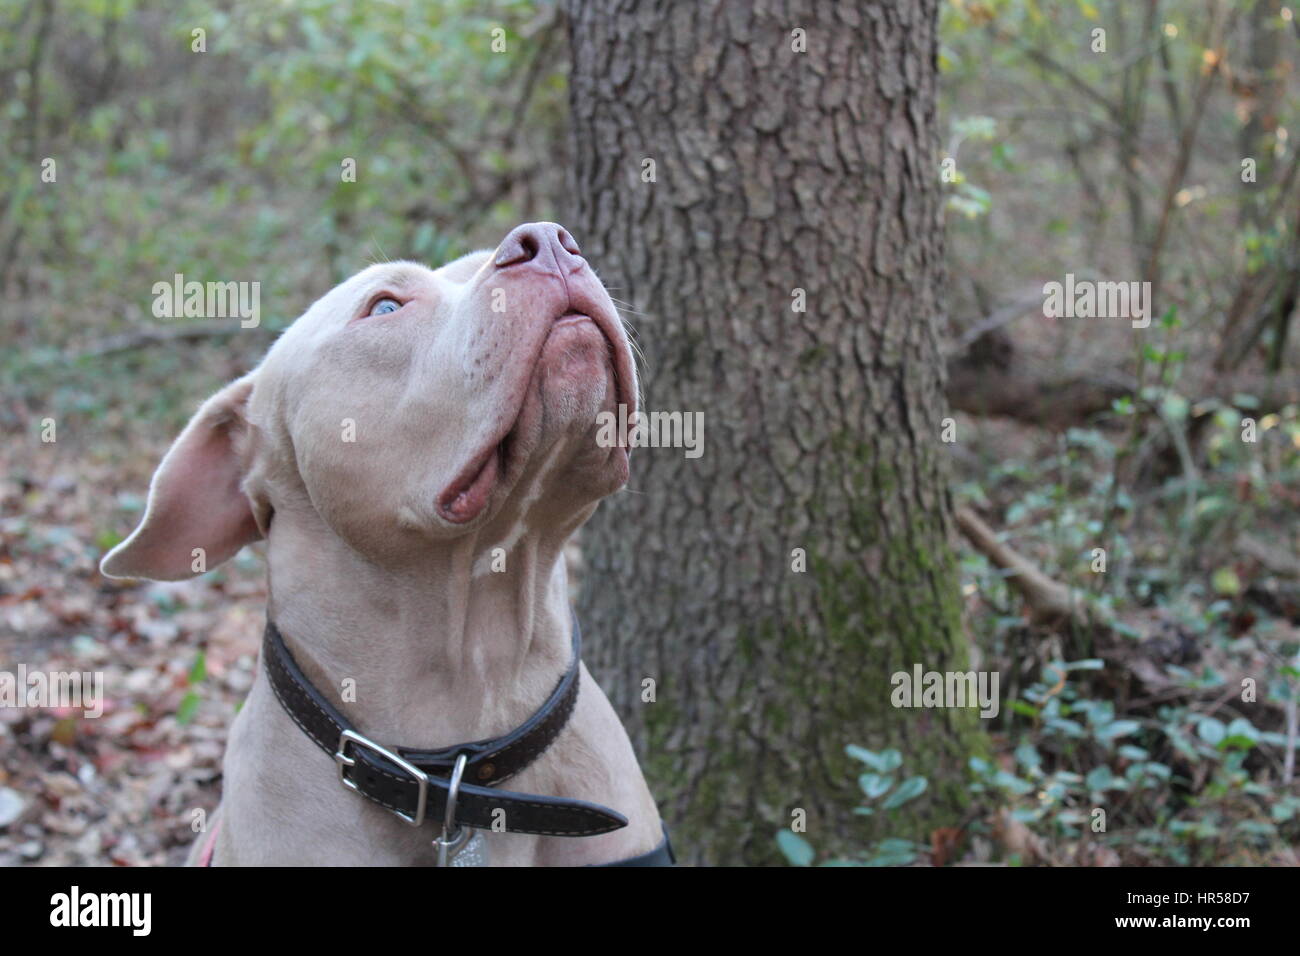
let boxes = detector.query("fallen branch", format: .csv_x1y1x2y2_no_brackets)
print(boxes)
946,292,1045,357
1237,533,1300,579
946,349,1300,429
947,360,1131,428
954,506,1079,627
70,324,266,360
954,507,1297,742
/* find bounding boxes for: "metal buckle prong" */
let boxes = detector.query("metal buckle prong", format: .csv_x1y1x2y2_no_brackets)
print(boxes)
334,728,429,828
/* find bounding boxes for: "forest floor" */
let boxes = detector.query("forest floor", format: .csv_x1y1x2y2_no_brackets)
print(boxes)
0,437,265,866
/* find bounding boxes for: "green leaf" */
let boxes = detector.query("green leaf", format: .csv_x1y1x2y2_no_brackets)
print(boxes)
1096,719,1141,741
864,838,918,867
1161,393,1189,422
859,774,893,799
849,745,902,773
1225,718,1259,743
175,690,200,725
1211,567,1241,596
993,771,1035,795
881,776,928,809
1235,820,1276,838
188,650,207,685
1197,717,1226,747
1015,740,1042,771
846,745,884,769
1045,717,1087,738
776,830,814,867
1086,765,1116,792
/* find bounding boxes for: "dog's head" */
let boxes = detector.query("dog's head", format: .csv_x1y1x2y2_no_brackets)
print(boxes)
101,222,638,580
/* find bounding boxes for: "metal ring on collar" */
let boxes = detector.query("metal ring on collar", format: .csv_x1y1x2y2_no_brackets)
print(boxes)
443,752,468,837
433,753,472,864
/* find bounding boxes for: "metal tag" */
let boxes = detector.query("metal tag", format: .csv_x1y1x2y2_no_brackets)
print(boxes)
449,829,488,867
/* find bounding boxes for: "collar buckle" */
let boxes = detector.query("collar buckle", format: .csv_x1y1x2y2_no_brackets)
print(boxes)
334,728,429,827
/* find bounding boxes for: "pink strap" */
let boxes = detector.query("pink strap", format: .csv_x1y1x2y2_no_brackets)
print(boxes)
197,819,221,867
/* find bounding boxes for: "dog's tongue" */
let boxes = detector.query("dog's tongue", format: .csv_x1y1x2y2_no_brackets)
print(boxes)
437,445,500,523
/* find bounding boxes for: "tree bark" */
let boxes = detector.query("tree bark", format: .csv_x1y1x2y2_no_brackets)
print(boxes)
566,0,984,865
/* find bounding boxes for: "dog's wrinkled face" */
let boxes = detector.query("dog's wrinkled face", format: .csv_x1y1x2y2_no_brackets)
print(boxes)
258,222,637,560
101,223,638,580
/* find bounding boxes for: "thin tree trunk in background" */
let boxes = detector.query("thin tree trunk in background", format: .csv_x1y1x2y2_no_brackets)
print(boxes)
1238,0,1284,232
567,0,985,866
1219,0,1297,371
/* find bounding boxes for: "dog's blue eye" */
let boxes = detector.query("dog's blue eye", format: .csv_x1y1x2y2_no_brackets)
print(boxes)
368,297,402,317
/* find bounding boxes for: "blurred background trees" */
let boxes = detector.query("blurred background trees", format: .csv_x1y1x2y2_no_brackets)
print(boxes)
1,0,571,434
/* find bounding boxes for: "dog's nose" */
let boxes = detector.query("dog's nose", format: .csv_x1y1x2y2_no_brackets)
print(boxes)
493,222,582,270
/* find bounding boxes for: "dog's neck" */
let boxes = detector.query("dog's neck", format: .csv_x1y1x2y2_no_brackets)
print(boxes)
262,505,582,748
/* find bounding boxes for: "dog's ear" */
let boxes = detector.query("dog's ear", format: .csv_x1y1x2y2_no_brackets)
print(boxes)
101,375,263,581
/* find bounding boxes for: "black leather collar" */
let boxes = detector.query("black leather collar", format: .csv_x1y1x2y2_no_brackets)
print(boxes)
262,614,628,838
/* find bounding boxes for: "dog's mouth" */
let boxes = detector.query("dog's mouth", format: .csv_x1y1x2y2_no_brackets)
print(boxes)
436,436,506,524
435,308,631,526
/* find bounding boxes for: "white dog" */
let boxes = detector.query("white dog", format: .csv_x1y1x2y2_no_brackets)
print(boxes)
102,223,667,866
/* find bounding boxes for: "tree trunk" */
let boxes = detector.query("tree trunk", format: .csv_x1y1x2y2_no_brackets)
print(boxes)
566,0,984,866
1237,0,1284,232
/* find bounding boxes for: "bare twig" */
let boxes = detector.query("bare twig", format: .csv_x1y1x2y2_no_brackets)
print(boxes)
70,324,266,360
946,289,1045,356
1143,5,1236,298
954,506,1080,626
